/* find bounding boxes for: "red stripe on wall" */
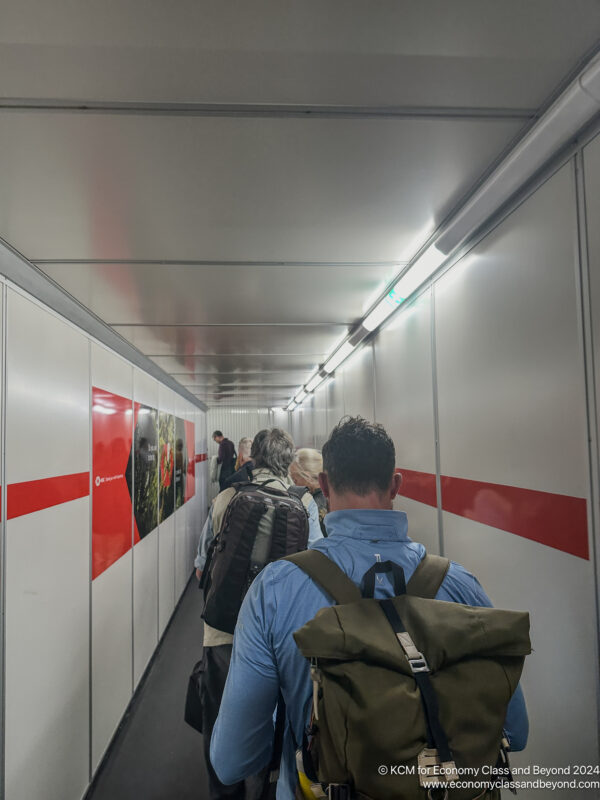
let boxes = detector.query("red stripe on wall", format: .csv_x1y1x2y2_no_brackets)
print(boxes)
441,475,589,560
395,468,437,507
195,453,208,463
8,472,90,520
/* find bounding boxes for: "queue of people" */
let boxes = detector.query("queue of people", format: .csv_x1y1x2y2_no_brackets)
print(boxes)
193,418,530,800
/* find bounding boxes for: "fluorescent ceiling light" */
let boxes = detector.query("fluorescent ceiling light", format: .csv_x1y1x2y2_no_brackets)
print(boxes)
363,289,403,331
295,389,308,404
363,245,446,332
288,401,298,411
305,373,323,392
436,53,600,255
323,341,355,374
392,245,446,302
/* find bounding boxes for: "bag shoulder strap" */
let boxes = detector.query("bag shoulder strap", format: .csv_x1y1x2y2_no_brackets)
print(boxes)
406,553,451,599
287,485,309,499
284,550,361,604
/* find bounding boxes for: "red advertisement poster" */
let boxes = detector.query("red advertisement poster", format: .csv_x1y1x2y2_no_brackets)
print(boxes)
184,420,195,502
92,387,133,579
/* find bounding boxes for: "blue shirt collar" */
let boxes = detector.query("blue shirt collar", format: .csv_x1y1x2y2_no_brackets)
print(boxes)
324,508,410,541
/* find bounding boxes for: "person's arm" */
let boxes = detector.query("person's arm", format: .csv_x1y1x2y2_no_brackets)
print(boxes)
210,568,280,783
217,440,224,464
306,497,323,545
503,684,529,752
194,506,214,578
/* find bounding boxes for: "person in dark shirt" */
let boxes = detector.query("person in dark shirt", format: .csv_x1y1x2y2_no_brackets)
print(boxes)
213,431,237,490
223,437,254,489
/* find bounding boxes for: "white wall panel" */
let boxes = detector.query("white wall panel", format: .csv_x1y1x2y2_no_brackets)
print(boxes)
374,290,439,553
339,343,375,420
132,369,159,686
313,383,328,450
91,554,133,769
444,513,597,797
5,291,90,800
272,408,290,432
583,132,600,502
434,163,598,792
325,374,344,433
207,408,266,460
374,291,435,473
90,344,133,770
294,397,315,448
174,503,188,597
436,165,587,496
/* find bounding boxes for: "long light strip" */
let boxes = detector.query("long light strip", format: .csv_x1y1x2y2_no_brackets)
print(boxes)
285,53,600,410
323,341,355,374
305,372,324,392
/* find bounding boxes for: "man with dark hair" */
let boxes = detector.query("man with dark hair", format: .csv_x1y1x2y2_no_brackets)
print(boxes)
213,430,237,491
210,416,528,799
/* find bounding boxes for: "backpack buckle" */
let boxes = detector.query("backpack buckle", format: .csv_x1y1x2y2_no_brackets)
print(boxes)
418,748,459,786
396,632,430,673
408,654,430,673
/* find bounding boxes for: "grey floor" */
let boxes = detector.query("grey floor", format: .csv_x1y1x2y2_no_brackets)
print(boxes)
87,578,209,800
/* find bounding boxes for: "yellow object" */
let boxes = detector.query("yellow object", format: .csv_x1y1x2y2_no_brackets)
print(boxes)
296,750,327,799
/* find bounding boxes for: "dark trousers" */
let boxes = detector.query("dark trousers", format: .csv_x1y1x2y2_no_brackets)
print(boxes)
218,463,235,491
202,645,266,800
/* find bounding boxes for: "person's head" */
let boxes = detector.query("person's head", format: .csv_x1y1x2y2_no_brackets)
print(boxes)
290,448,323,492
320,416,400,511
251,428,295,478
212,430,224,443
238,437,253,466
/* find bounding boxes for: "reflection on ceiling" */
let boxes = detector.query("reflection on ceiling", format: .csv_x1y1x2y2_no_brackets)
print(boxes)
1,0,599,407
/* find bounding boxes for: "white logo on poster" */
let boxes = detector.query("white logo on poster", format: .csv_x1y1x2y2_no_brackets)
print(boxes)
95,474,122,487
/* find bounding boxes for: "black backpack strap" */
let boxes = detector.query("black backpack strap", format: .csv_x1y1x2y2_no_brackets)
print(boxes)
284,550,361,604
269,504,290,562
379,598,457,774
261,691,287,800
287,485,309,499
406,553,450,599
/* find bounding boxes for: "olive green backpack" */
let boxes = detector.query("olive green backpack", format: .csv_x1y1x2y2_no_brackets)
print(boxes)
286,550,531,800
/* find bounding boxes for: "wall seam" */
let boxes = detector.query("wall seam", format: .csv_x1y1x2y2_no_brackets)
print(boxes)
429,288,444,557
87,339,93,781
130,376,135,696
371,340,378,423
573,147,600,756
1,284,7,800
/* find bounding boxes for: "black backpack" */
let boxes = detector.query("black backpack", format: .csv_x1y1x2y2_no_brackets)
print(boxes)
201,480,310,634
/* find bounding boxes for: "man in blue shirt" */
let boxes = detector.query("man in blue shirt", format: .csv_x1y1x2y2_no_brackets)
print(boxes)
211,417,529,799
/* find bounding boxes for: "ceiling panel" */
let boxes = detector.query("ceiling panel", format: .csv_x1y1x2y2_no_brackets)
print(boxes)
1,1,599,108
149,353,322,375
0,114,525,262
39,263,399,325
110,324,346,356
170,370,309,384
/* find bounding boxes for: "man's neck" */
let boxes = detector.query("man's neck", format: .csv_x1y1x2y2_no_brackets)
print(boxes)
328,491,393,512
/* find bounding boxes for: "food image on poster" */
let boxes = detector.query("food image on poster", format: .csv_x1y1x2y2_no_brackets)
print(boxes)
159,412,175,522
175,416,188,510
131,404,158,540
